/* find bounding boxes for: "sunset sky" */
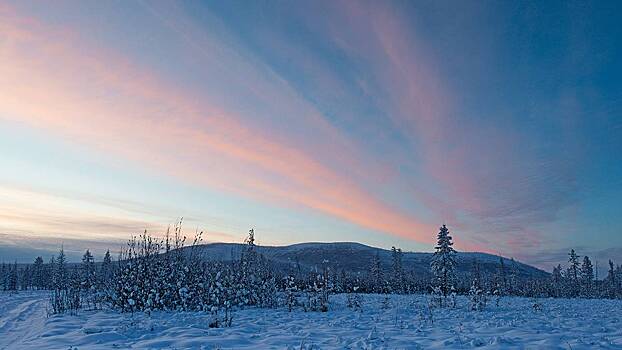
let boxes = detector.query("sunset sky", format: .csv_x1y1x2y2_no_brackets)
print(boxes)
1,0,620,269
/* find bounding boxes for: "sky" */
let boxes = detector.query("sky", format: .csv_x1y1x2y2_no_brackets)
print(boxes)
0,0,621,270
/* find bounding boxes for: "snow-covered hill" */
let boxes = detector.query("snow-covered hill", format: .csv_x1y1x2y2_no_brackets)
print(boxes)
185,242,548,279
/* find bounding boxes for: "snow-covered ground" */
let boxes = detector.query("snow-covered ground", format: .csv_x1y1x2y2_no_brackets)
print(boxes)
1,291,621,349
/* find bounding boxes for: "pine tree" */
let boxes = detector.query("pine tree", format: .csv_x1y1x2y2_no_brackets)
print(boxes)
55,248,68,290
46,257,56,290
496,256,507,295
0,263,6,291
369,251,383,293
567,249,580,296
32,257,45,290
246,228,256,248
100,250,113,285
508,258,518,294
391,247,404,293
284,275,298,312
239,228,262,306
551,264,563,297
81,249,96,290
567,249,580,281
607,260,617,298
469,259,487,311
7,262,18,291
431,224,456,306
20,265,31,290
580,256,594,297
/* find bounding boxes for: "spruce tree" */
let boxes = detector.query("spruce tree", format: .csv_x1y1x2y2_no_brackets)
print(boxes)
33,257,44,290
580,256,594,297
431,224,456,306
508,258,518,294
551,264,563,297
20,265,31,290
496,256,507,295
0,263,6,291
100,250,113,284
240,228,260,306
391,247,404,293
369,251,383,293
81,249,96,290
607,260,617,298
567,249,580,281
567,249,580,296
469,259,487,311
47,257,56,289
7,262,18,291
55,248,68,290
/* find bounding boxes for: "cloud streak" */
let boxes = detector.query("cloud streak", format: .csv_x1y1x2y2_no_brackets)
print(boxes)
0,3,436,246
306,0,583,252
1,0,613,265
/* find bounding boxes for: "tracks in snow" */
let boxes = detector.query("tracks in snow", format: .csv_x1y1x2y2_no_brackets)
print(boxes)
0,292,47,350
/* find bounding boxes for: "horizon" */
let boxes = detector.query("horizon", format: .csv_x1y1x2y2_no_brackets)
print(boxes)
0,236,546,269
0,232,599,274
1,1,621,271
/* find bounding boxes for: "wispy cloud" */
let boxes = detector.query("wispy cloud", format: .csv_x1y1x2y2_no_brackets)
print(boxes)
308,1,583,252
0,3,435,246
1,1,615,265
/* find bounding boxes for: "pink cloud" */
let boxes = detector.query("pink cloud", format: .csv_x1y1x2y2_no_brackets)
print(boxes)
0,4,437,245
311,1,574,254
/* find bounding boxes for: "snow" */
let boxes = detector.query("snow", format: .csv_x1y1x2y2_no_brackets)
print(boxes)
2,291,622,349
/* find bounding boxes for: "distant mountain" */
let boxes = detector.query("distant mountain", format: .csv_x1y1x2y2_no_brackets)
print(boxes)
186,242,549,280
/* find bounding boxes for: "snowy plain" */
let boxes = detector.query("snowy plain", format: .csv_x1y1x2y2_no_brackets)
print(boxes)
1,291,621,350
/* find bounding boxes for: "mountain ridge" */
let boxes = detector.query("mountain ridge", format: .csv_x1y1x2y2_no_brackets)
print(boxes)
184,241,549,280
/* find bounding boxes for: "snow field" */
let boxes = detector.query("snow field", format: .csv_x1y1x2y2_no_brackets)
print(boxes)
1,291,621,349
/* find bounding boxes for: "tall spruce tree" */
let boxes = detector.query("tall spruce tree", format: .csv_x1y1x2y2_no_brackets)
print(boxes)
46,257,56,289
497,256,507,294
81,249,96,290
431,224,456,305
32,256,45,290
551,264,563,297
391,246,404,293
369,251,383,293
567,249,580,296
55,248,68,290
100,250,113,284
20,265,31,290
580,256,594,296
567,249,580,281
607,260,617,298
7,262,18,291
0,263,6,291
469,259,487,310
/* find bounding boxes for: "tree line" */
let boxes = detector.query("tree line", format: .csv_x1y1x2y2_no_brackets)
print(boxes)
1,224,621,318
428,225,622,309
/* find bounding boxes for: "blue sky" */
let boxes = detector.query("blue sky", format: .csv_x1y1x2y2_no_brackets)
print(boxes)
0,0,620,269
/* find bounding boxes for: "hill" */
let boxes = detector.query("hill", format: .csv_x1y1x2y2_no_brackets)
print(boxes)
185,242,549,280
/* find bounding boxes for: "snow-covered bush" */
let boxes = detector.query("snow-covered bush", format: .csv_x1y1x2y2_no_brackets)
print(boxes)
381,295,392,310
346,292,362,310
531,297,543,312
469,281,487,311
284,275,298,312
103,224,282,323
469,259,487,311
208,302,233,328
